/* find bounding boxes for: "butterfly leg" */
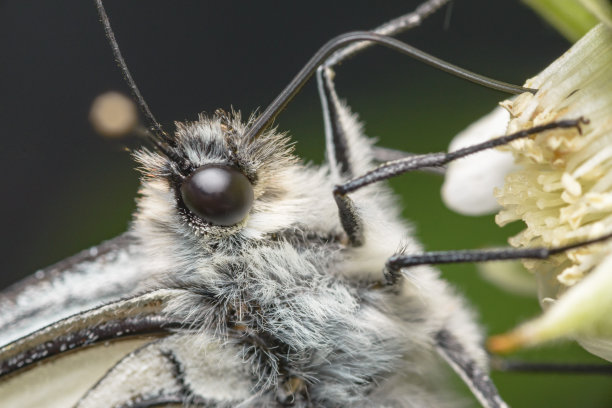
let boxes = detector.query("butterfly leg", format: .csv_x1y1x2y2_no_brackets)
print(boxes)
316,66,371,247
435,330,509,408
75,334,256,408
334,117,586,197
321,58,585,250
383,231,612,284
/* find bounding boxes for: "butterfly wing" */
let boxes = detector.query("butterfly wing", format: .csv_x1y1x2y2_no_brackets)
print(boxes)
0,232,257,407
0,234,153,347
75,334,255,408
0,338,150,408
0,289,180,408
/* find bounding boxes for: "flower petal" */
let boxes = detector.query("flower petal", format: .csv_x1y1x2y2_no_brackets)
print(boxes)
441,106,516,216
489,251,612,361
486,24,612,359
478,261,537,297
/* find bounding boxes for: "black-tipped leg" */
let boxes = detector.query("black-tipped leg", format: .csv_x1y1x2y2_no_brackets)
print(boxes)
317,66,355,178
383,264,403,286
385,230,612,275
336,118,588,196
436,330,508,408
318,66,367,247
334,193,364,247
331,118,585,250
491,357,612,375
372,147,447,175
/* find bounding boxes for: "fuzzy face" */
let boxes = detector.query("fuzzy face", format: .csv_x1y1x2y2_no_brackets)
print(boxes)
133,111,343,274
132,107,421,278
120,107,486,407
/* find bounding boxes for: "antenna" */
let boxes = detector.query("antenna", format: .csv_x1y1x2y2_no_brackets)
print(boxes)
94,0,166,141
243,31,536,142
94,0,189,166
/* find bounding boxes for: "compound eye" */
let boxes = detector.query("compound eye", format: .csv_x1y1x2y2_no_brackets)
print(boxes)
180,164,254,226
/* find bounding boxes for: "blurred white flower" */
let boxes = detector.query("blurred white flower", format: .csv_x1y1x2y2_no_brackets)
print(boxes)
444,24,612,360
441,106,516,216
477,261,537,298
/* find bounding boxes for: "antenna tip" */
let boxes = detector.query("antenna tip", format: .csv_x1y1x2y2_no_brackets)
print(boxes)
90,91,138,138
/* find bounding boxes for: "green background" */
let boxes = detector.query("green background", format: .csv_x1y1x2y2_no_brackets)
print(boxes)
0,1,609,406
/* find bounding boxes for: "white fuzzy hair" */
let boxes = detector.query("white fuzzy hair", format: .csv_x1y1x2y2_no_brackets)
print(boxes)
123,108,487,407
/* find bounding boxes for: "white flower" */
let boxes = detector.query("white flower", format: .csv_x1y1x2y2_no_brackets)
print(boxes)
444,23,612,360
441,106,516,216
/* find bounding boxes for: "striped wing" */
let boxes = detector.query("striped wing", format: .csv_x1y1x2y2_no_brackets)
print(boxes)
0,234,152,347
0,289,181,407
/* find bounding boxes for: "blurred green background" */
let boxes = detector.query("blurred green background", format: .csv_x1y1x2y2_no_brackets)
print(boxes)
0,1,609,406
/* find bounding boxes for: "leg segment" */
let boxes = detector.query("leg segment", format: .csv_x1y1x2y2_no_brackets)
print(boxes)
324,0,451,68
384,231,612,283
314,1,543,247
372,147,446,175
317,66,366,246
491,357,612,375
435,330,508,408
317,67,356,179
335,118,587,196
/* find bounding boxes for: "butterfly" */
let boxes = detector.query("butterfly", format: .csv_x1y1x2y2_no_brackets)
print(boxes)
1,1,608,407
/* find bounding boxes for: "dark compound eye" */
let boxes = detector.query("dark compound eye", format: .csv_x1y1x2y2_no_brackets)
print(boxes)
180,164,254,226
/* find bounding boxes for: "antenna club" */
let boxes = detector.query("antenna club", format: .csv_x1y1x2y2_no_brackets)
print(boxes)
90,91,139,138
